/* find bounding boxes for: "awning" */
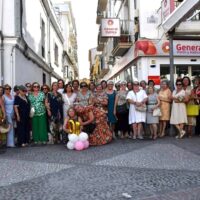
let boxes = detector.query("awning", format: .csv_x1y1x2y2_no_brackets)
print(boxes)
162,0,200,33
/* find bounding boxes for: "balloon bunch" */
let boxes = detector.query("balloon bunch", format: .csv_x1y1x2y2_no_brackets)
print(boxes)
66,120,89,151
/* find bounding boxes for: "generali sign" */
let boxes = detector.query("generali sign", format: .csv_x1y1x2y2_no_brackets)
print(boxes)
161,0,175,21
174,41,200,56
101,18,120,37
135,40,200,57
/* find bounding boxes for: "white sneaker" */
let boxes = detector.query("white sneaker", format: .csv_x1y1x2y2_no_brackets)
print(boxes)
137,135,144,140
180,130,186,139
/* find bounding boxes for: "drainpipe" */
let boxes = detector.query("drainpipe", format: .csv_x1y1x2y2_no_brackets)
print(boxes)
0,0,4,85
169,30,175,90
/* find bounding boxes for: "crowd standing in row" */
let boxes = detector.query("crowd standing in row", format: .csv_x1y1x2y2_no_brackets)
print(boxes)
0,76,199,148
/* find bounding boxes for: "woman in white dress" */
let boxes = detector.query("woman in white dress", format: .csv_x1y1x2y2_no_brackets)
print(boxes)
126,81,148,139
170,79,188,139
62,83,77,119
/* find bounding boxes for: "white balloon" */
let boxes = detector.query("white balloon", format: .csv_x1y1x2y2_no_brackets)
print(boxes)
66,141,74,150
68,134,79,143
78,132,88,141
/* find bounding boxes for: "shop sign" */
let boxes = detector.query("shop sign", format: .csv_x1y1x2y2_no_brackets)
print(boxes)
135,40,200,57
161,0,175,21
173,41,200,56
101,18,120,37
148,76,161,85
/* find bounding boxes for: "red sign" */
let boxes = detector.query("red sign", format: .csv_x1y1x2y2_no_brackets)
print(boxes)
101,18,120,37
148,76,161,85
161,0,175,21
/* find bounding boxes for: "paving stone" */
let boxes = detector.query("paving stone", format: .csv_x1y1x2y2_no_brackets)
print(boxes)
0,137,200,200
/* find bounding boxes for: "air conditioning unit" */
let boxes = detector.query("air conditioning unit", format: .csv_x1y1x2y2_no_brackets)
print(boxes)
134,9,139,17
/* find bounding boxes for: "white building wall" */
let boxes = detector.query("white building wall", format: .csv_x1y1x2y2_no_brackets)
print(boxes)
1,0,15,36
50,23,63,78
23,0,48,57
137,0,161,39
1,0,64,87
15,48,50,85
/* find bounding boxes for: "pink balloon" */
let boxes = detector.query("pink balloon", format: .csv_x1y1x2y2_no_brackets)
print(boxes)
83,140,89,149
74,141,84,151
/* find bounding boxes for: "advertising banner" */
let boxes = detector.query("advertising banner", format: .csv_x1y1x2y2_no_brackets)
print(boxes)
135,40,200,57
101,18,120,37
161,0,175,21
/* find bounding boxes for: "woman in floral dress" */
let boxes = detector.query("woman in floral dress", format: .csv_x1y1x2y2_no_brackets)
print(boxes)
89,84,112,146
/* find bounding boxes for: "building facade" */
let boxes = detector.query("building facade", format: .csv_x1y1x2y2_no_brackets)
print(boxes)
93,0,200,86
52,0,79,82
0,0,78,87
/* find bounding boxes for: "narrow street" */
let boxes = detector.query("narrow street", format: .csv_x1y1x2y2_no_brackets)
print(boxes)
0,137,200,200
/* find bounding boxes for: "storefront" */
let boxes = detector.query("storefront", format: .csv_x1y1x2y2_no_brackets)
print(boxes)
134,39,200,85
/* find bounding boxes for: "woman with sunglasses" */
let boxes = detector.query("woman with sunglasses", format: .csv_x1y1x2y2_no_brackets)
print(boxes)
76,82,92,106
28,82,48,144
14,85,30,147
170,79,188,139
2,84,15,147
47,82,63,143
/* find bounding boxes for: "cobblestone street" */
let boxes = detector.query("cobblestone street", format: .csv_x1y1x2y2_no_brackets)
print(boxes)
0,137,200,200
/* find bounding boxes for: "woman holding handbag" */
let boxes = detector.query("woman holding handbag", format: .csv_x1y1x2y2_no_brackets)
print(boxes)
146,86,160,140
170,79,188,139
126,81,147,139
114,81,129,138
2,84,15,147
158,80,172,137
28,82,48,144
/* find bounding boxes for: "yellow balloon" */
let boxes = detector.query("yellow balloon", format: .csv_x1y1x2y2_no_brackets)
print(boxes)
68,120,75,134
75,121,81,135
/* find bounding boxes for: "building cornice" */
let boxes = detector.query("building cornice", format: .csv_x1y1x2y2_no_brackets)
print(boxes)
41,0,64,43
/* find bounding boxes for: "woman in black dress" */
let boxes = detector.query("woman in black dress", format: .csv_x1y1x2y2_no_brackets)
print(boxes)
14,85,30,147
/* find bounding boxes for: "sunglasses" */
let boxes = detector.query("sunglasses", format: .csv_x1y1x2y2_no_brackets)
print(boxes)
176,83,182,86
5,88,11,90
42,87,47,90
33,85,39,88
80,85,87,88
26,85,31,88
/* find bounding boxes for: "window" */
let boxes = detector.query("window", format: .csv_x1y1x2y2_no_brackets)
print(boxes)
43,73,46,84
54,43,58,65
41,19,45,58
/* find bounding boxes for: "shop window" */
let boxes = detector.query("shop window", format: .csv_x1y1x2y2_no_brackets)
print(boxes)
176,66,188,77
192,65,200,77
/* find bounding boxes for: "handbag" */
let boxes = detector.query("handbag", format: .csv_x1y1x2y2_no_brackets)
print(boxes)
116,103,127,114
134,91,147,112
186,104,199,116
82,123,96,134
135,105,147,112
153,108,162,117
29,106,35,118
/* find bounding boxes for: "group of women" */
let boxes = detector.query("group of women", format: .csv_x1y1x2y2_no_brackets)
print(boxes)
0,76,199,148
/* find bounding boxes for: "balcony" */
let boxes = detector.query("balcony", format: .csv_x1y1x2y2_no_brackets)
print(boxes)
98,27,108,43
96,11,104,24
112,20,134,57
97,42,104,51
97,0,108,12
98,68,109,78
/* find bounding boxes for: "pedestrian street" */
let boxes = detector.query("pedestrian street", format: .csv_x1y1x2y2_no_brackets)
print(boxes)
0,137,200,200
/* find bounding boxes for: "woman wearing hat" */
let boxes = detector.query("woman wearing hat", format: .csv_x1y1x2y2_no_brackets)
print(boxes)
14,85,30,147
